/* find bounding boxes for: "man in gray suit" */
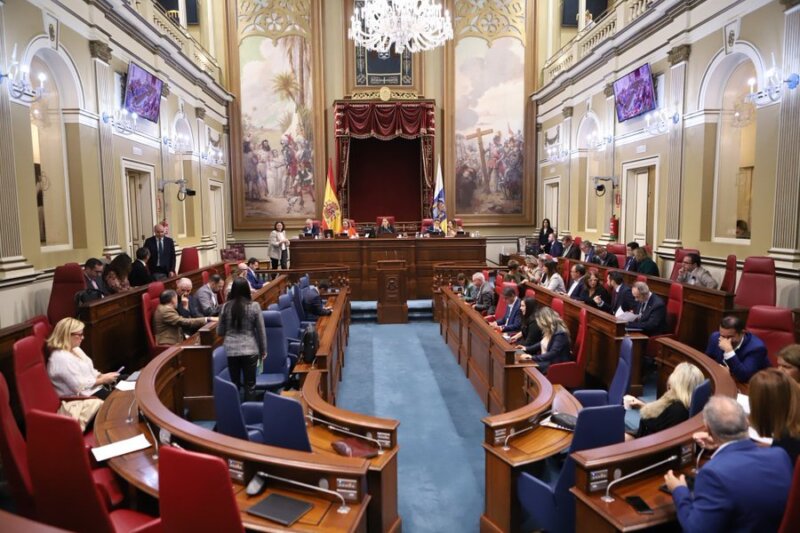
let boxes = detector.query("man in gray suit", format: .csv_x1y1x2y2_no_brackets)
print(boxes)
676,253,718,289
469,272,495,313
195,274,224,316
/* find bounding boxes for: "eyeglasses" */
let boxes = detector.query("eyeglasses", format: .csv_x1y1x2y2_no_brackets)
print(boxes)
71,332,85,338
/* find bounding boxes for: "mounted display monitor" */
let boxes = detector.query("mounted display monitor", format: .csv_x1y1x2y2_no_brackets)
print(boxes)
123,62,163,123
613,63,657,122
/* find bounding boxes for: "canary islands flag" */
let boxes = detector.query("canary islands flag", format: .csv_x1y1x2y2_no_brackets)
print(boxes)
321,159,341,233
432,158,446,231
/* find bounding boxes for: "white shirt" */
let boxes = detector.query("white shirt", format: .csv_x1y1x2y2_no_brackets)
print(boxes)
47,347,100,396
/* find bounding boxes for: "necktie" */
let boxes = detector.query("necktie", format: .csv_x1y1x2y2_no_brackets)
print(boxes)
157,239,163,267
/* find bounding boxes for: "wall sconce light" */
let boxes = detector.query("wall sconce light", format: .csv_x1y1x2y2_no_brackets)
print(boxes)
201,147,224,165
102,108,139,135
745,54,800,104
587,132,614,150
162,133,192,153
546,143,570,162
645,108,680,135
0,44,47,103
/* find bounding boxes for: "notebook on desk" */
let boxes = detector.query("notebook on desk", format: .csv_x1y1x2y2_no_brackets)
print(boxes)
246,493,313,526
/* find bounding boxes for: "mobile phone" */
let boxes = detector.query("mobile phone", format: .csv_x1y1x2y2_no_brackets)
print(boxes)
116,366,125,373
625,495,654,514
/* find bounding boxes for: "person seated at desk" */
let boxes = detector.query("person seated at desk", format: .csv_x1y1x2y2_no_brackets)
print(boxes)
664,396,792,533
624,362,704,439
377,217,395,235
490,286,521,334
539,260,566,294
561,235,581,260
633,247,659,277
565,263,587,300
302,218,319,237
624,241,639,271
676,252,718,289
46,318,120,401
626,281,667,335
175,277,203,319
704,315,769,383
341,219,357,238
83,257,107,294
153,290,214,345
102,253,132,295
749,368,800,464
195,274,224,316
580,240,596,263
446,220,458,237
777,344,800,383
599,271,636,315
548,233,563,257
469,272,494,313
226,263,252,296
592,245,619,268
505,259,524,284
521,255,545,284
582,269,610,310
303,280,332,317
128,247,154,287
426,219,444,235
245,257,264,290
453,272,475,299
510,297,543,352
527,307,572,372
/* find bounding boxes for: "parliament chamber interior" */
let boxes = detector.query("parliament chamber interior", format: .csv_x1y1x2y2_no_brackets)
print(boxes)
1,0,800,531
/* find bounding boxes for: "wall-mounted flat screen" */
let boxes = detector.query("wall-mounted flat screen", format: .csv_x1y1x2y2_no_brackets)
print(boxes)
613,63,657,122
123,62,163,123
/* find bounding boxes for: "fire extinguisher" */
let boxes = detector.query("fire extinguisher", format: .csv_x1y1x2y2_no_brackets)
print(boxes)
609,214,619,239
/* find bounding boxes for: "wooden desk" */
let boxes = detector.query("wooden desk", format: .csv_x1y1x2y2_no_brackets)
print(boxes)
524,281,650,395
438,287,534,414
290,237,486,300
570,337,738,532
431,262,492,321
481,367,580,532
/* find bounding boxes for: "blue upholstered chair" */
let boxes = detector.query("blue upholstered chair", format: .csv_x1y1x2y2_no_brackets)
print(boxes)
212,376,263,443
212,346,231,381
573,337,633,408
299,275,310,290
517,405,625,533
261,392,311,452
256,311,292,392
290,285,317,324
689,379,712,417
277,294,303,355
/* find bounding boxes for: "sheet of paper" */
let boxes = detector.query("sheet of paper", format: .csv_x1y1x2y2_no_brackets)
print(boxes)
91,433,152,462
737,393,750,414
115,380,136,392
616,311,639,323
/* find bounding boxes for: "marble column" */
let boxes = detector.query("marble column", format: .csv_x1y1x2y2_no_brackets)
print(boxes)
0,0,33,279
90,40,123,258
770,1,800,265
196,106,213,246
661,44,691,252
560,106,573,236
223,125,234,243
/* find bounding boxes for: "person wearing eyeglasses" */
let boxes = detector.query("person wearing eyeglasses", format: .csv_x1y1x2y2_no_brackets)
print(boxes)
676,253,718,289
82,258,106,293
46,318,119,400
705,315,769,383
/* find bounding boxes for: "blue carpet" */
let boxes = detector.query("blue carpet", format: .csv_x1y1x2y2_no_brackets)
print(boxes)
337,322,487,533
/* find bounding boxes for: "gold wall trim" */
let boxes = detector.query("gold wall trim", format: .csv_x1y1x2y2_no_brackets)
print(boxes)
454,0,526,45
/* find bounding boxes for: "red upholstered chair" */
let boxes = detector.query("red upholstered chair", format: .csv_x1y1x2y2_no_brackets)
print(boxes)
607,244,627,268
548,308,588,389
524,288,536,299
376,216,396,227
0,373,35,518
224,263,233,279
201,270,210,285
146,281,165,301
421,218,434,232
142,293,170,359
26,410,158,533
647,283,684,356
720,254,737,293
779,458,800,533
735,257,776,307
158,446,244,533
573,236,582,247
561,259,571,282
669,248,700,281
454,218,463,227
636,275,647,283
47,263,85,325
551,297,565,318
312,220,322,231
178,247,200,274
746,306,796,366
485,282,516,323
28,315,52,341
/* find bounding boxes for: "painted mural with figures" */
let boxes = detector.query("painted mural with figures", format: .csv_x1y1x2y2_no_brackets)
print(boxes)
238,0,317,219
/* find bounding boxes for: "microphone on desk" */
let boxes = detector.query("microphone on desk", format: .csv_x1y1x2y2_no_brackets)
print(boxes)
248,471,351,514
305,414,384,455
142,412,160,460
600,454,678,503
126,395,138,424
502,410,551,451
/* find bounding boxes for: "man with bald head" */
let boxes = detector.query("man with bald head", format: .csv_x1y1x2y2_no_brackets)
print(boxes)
664,396,791,532
143,223,176,280
175,277,202,319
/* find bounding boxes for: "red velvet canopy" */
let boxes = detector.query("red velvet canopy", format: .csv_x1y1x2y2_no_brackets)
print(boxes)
334,100,436,219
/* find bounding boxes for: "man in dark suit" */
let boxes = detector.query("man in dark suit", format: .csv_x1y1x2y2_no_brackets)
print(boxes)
664,396,791,532
548,233,564,257
303,281,332,317
561,236,581,260
176,277,203,319
566,263,587,300
599,272,636,314
626,281,666,334
245,258,264,290
129,247,154,287
469,272,494,313
491,286,521,333
153,289,213,345
623,242,639,271
302,218,319,237
195,275,224,316
593,246,619,268
144,224,176,280
83,257,106,293
580,240,596,264
704,315,769,383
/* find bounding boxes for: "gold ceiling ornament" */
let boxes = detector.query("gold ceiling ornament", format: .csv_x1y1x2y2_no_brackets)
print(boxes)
454,0,526,45
237,0,311,43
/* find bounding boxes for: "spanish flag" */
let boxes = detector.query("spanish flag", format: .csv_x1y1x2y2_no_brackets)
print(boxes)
321,159,341,233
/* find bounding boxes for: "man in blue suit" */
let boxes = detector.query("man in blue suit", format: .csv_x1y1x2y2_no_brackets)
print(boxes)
302,218,319,236
144,223,176,280
548,233,564,258
704,316,769,383
623,242,639,271
566,263,587,300
626,281,666,335
665,396,791,532
245,258,264,290
599,272,636,314
491,286,521,333
303,280,332,317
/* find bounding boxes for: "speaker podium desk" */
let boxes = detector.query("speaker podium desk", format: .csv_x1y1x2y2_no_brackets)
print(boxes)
376,260,408,324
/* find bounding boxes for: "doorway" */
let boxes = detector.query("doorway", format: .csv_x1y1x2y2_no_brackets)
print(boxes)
543,177,560,232
209,183,225,253
622,161,657,246
123,163,155,257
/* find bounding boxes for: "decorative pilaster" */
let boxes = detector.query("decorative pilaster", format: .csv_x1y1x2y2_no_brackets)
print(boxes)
599,84,616,243
91,40,123,257
0,1,33,278
662,44,691,252
560,106,573,235
770,3,800,264
195,107,213,245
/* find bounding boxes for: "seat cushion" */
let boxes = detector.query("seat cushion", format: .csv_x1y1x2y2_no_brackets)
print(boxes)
256,373,287,390
110,509,158,531
246,427,264,443
92,467,124,508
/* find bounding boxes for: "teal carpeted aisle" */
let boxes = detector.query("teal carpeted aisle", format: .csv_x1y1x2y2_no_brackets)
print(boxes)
337,322,487,533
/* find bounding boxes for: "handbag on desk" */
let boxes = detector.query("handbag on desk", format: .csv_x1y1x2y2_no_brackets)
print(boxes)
331,437,379,458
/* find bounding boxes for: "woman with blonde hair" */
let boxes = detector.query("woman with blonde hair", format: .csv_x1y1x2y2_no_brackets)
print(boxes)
625,362,704,438
527,307,572,372
633,247,659,277
341,219,358,238
46,317,119,400
749,368,800,464
777,344,800,384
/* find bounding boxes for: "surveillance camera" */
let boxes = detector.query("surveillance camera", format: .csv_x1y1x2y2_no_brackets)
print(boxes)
185,188,197,197
595,184,605,193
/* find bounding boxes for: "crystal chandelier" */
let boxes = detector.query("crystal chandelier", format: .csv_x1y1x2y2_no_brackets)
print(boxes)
348,0,454,55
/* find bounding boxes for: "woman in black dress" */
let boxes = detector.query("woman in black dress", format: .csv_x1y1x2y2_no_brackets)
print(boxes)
749,368,800,464
538,218,554,254
582,268,610,310
529,307,572,372
510,297,543,353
